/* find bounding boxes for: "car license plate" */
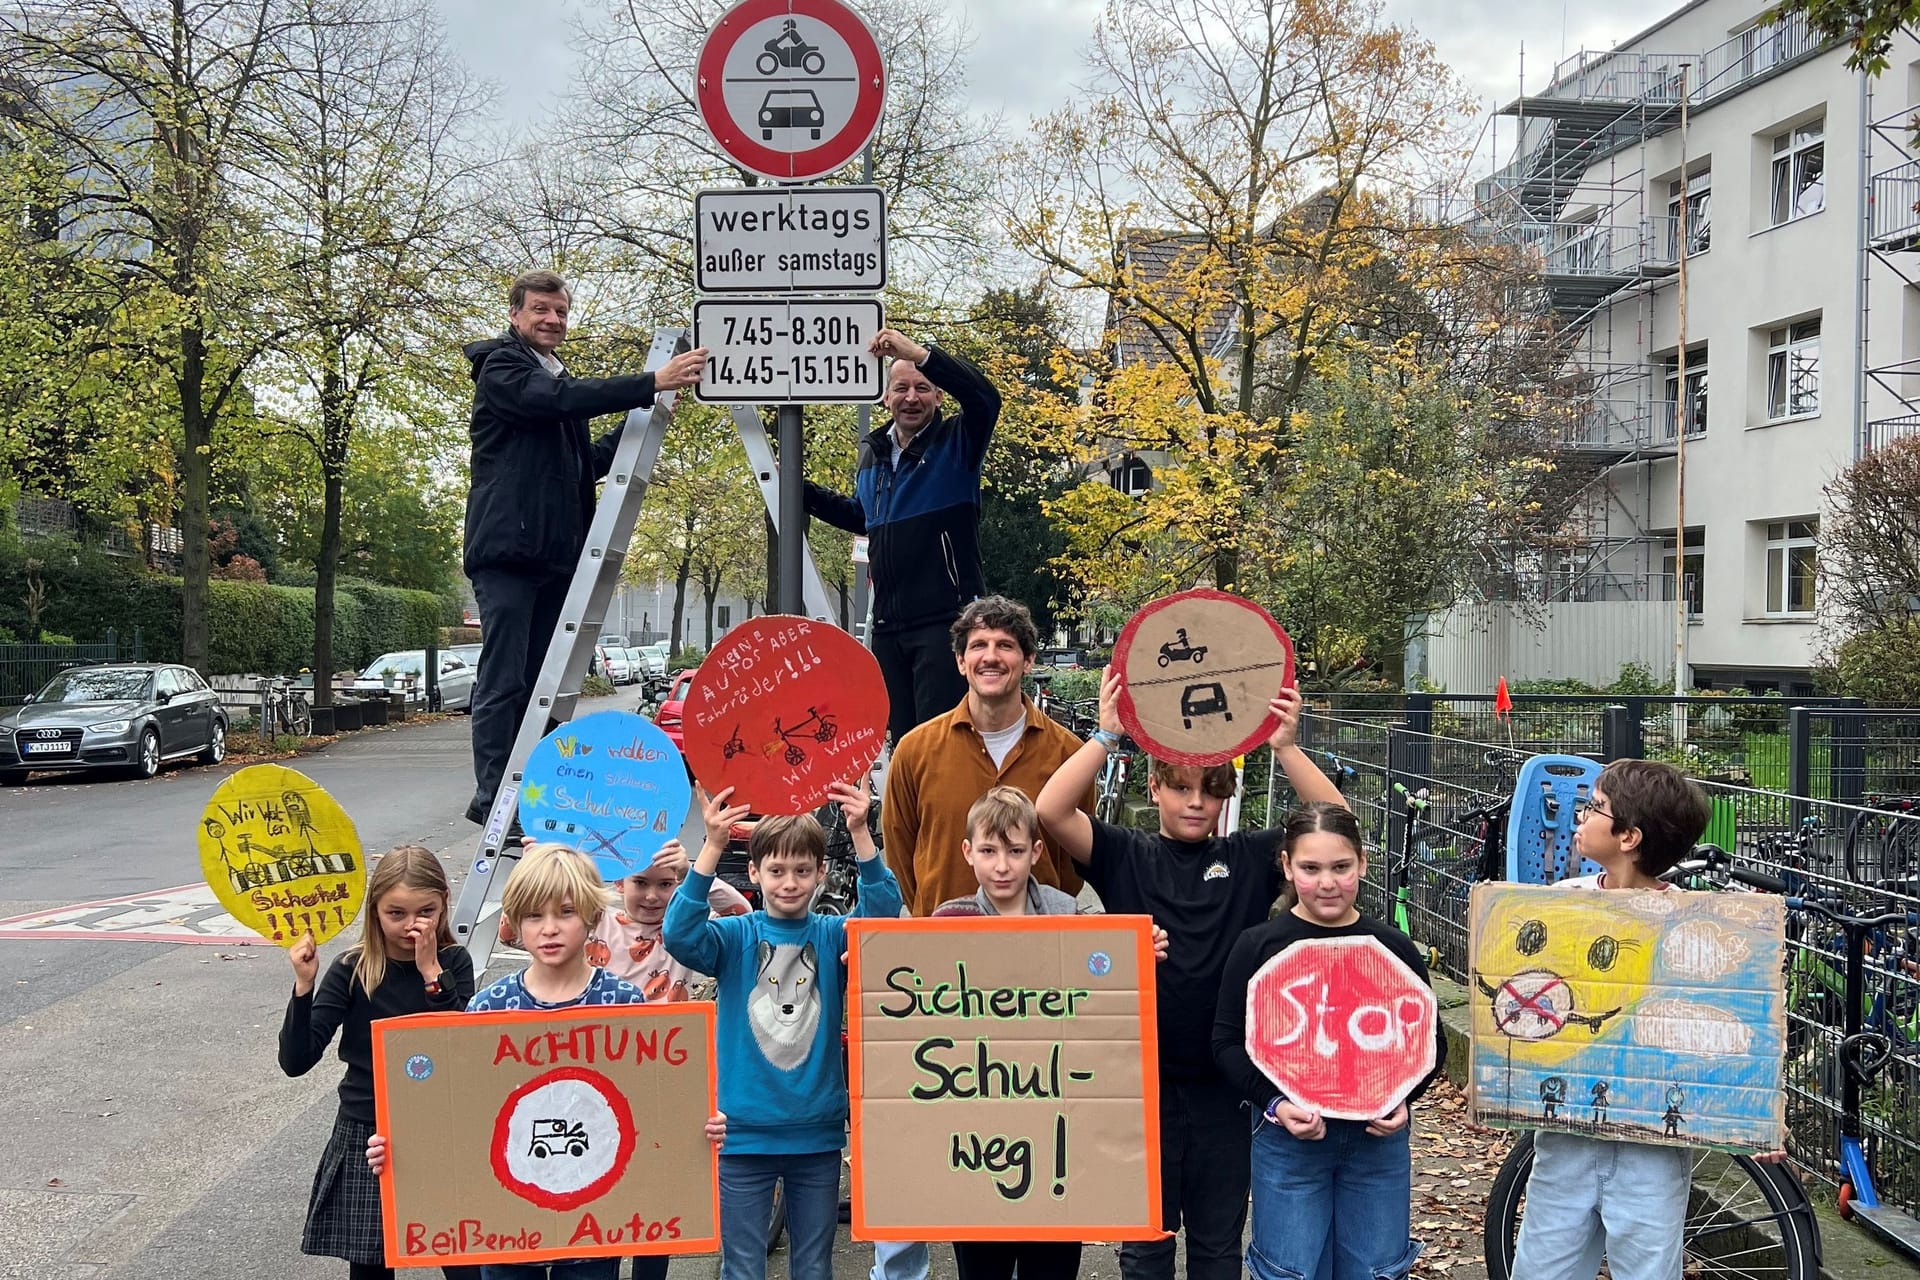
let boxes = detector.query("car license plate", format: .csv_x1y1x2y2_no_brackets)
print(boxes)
23,740,72,755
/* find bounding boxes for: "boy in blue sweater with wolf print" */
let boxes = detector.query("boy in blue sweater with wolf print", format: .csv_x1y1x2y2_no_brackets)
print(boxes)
664,780,902,1280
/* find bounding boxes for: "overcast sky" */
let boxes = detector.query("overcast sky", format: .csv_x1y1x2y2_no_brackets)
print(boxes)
436,0,1678,156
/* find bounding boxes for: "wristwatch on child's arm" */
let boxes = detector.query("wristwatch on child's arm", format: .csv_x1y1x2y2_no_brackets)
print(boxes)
1091,729,1121,754
1263,1094,1288,1124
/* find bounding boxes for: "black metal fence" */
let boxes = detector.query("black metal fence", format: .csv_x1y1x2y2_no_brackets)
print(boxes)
0,631,141,705
1285,699,1920,1216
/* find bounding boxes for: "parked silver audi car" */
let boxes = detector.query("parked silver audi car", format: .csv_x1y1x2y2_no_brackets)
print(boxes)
0,664,227,784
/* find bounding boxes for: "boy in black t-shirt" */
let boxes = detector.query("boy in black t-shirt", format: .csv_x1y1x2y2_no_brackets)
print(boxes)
1035,667,1346,1280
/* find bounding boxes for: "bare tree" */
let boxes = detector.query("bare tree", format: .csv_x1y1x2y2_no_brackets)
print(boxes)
249,0,488,699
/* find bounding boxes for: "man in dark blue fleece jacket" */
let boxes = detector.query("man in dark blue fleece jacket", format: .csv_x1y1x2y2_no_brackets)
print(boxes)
461,270,707,825
803,328,1001,744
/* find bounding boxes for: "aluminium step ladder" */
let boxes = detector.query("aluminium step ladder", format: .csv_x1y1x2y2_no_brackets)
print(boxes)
448,326,835,971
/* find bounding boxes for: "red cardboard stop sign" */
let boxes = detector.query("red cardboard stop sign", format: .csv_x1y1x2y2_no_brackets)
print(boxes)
1245,936,1437,1121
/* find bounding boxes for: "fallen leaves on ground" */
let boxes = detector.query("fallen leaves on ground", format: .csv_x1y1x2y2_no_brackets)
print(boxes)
1409,1077,1513,1279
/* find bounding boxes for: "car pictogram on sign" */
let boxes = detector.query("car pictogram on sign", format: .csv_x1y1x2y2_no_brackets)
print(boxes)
759,89,824,140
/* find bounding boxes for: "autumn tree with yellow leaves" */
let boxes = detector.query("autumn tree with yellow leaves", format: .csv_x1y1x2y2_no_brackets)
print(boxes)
998,0,1574,677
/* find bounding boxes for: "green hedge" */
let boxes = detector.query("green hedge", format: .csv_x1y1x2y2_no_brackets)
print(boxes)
0,540,443,674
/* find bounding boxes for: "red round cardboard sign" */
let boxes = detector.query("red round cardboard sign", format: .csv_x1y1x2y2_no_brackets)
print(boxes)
695,0,887,182
1112,589,1294,767
680,616,887,815
1245,935,1438,1121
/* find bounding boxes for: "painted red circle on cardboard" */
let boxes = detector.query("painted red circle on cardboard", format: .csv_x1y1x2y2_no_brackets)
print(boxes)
695,0,887,181
681,617,887,814
1112,589,1294,767
488,1066,637,1212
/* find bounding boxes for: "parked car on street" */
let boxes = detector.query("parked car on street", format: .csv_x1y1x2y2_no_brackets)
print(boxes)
1037,647,1088,670
354,651,475,711
628,645,666,693
449,643,484,671
654,669,695,752
595,645,635,685
0,663,227,783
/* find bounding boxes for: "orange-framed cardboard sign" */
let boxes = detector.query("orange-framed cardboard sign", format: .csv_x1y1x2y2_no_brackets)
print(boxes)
847,916,1164,1242
372,1004,718,1267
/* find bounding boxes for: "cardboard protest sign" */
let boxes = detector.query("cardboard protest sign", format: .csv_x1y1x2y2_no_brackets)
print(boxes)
198,764,364,944
518,711,692,882
373,1004,718,1268
1246,936,1438,1121
847,917,1162,1242
1113,590,1294,767
1468,882,1787,1151
681,616,886,814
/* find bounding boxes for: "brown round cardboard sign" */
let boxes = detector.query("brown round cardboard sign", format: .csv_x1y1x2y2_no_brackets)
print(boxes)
1113,590,1295,767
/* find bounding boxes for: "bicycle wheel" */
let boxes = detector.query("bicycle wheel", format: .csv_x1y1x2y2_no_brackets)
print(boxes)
287,695,313,737
1484,1132,1820,1280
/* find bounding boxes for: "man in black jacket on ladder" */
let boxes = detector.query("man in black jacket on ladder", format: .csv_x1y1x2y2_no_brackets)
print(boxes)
460,270,707,826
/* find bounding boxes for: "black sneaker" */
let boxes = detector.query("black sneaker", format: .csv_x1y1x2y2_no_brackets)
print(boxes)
465,796,489,825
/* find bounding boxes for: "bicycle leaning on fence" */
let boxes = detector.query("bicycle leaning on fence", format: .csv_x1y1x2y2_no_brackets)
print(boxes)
258,675,312,738
1482,847,1823,1280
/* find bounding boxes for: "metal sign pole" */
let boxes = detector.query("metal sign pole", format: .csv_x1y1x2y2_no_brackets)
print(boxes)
778,404,806,614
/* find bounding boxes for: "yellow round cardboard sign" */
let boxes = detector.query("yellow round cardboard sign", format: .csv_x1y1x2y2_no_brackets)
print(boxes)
198,764,366,946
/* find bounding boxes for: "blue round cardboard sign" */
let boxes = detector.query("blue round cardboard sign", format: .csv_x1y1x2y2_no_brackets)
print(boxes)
518,711,692,883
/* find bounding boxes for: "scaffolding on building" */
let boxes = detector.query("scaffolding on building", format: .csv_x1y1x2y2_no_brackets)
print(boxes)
1862,70,1920,456
1460,12,1826,601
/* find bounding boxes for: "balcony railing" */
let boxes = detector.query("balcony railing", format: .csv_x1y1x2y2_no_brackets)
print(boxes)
1538,13,1821,107
1657,399,1708,441
1868,414,1920,452
1871,161,1920,245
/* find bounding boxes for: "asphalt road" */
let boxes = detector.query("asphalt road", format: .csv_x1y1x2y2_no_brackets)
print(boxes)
0,687,1031,1280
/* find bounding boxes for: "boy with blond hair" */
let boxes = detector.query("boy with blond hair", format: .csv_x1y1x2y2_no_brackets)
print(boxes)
368,844,727,1280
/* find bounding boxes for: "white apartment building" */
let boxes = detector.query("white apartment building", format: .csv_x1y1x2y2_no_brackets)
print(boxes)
1456,1,1920,694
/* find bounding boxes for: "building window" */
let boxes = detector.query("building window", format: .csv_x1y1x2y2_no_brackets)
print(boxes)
1765,520,1817,615
717,605,732,630
1770,119,1824,224
1662,345,1708,437
1766,318,1820,420
1663,528,1705,616
1667,169,1710,258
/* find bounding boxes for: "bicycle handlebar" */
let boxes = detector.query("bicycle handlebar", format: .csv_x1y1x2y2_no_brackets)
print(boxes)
1662,847,1788,894
1787,896,1916,931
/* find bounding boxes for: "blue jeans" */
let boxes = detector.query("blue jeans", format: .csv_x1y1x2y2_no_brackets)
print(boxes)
717,1149,841,1280
871,1240,929,1280
1247,1116,1420,1280
1510,1131,1689,1280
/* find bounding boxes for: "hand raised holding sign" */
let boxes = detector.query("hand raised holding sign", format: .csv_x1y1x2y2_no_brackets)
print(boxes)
866,327,927,365
1265,687,1303,753
655,347,711,391
651,839,691,879
289,930,320,996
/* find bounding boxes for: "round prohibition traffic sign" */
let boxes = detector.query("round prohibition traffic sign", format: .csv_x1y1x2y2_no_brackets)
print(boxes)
696,0,887,181
489,1066,637,1211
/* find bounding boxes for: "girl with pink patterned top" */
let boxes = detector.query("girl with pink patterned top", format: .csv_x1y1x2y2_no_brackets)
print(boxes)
585,839,750,1001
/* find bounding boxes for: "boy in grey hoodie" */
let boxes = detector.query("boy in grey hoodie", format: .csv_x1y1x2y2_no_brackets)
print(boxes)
929,786,1166,1280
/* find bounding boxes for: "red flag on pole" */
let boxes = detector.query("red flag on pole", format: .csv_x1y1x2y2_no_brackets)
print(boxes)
1494,676,1513,720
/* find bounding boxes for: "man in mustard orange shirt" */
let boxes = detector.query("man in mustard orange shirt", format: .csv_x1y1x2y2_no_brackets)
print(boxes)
880,595,1090,917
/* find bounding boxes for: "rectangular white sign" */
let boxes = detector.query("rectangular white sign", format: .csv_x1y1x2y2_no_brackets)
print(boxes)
694,186,886,294
692,298,885,404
